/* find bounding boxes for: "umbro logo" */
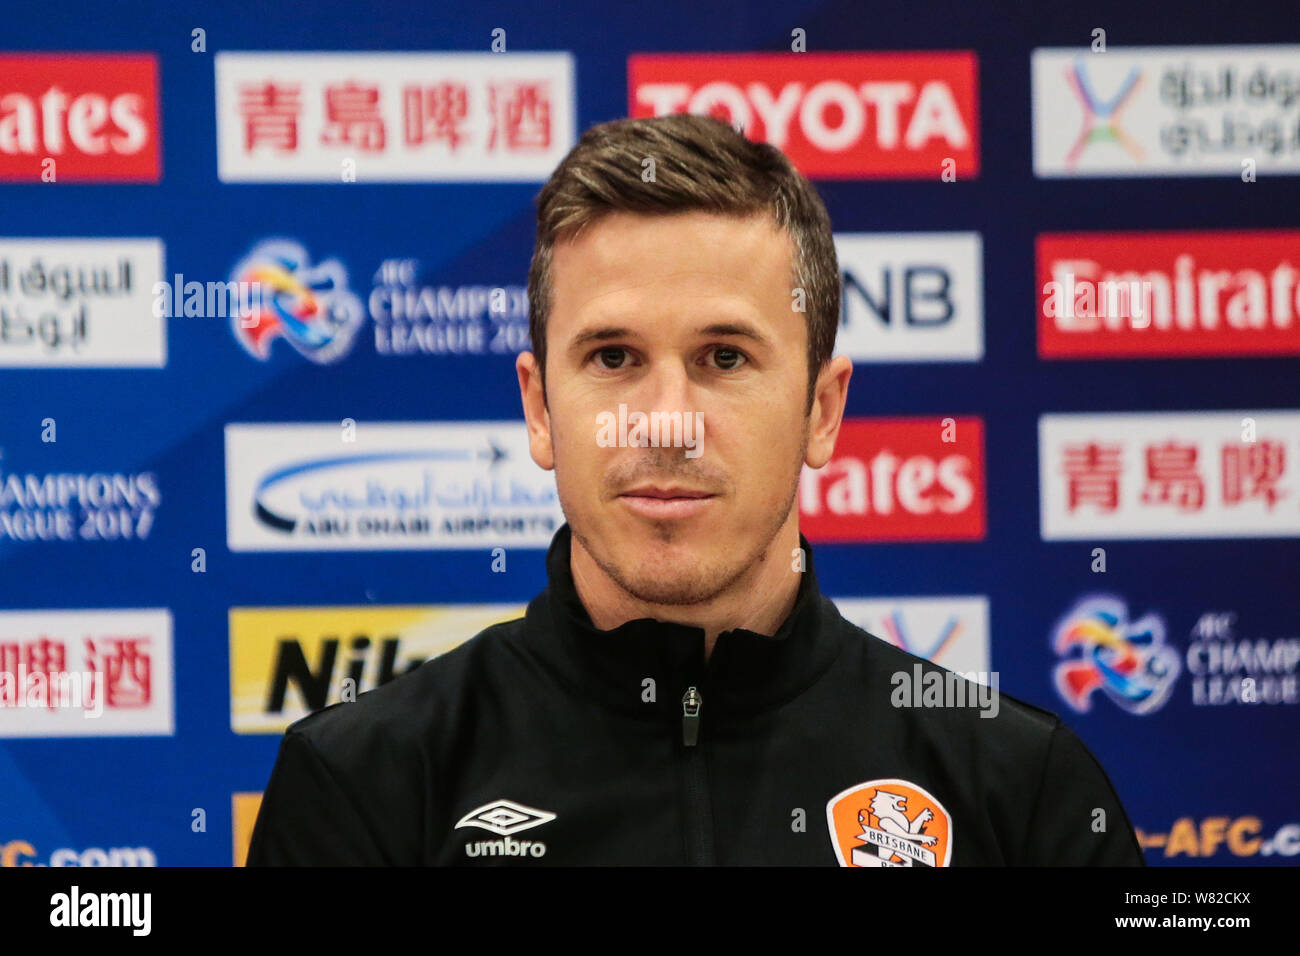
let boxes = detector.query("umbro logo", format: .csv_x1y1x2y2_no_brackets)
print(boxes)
455,799,556,859
456,799,556,835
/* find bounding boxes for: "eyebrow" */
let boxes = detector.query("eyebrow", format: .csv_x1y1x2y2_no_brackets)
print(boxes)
566,321,774,353
568,326,635,351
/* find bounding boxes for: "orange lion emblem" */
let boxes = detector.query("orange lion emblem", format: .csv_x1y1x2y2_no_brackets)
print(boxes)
826,778,953,867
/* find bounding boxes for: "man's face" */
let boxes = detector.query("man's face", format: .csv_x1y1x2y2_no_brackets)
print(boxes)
519,209,841,607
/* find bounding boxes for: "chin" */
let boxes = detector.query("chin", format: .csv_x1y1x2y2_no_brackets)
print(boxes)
621,542,728,601
626,515,698,536
620,567,719,607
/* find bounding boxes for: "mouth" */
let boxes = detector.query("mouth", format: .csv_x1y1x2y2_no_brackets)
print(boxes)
618,486,717,521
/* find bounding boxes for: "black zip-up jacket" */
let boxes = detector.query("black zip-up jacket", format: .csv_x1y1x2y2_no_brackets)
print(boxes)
246,523,1145,866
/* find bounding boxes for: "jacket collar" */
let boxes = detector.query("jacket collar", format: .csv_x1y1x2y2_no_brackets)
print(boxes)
524,523,843,721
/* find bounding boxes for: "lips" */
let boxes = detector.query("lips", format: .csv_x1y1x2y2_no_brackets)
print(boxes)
620,486,713,499
618,486,717,520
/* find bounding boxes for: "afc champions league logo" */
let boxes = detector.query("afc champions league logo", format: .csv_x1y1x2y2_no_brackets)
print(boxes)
1051,594,1180,715
230,238,365,364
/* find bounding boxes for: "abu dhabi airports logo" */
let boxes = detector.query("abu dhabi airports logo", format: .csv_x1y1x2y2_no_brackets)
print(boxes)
249,443,506,537
229,239,364,363
1051,594,1180,715
225,422,562,551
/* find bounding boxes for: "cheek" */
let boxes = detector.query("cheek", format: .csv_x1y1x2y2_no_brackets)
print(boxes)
721,398,799,453
550,413,605,497
728,411,805,494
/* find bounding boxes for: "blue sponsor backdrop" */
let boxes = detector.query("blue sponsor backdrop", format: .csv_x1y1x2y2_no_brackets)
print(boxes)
1,0,1297,866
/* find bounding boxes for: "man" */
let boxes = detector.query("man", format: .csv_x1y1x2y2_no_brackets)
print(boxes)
247,113,1144,866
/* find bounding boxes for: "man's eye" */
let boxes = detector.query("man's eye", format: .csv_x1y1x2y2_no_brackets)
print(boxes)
709,347,746,370
595,347,629,369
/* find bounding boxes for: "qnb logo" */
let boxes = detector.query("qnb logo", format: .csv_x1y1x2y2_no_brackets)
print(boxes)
229,239,364,364
455,799,555,859
842,263,957,329
1051,595,1180,715
1064,59,1144,169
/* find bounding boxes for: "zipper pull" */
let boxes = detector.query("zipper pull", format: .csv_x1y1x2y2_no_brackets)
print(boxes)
681,685,702,747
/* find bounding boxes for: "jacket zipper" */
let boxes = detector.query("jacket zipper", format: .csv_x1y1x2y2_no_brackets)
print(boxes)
680,685,715,864
682,685,702,746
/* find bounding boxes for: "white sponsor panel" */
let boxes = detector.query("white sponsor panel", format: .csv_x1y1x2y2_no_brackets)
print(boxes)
225,422,563,551
832,596,990,678
1032,45,1300,177
1040,411,1300,539
0,239,165,367
833,233,984,362
215,52,575,181
0,609,174,737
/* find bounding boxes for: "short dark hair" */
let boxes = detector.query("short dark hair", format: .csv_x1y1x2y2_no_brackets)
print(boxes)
527,113,839,411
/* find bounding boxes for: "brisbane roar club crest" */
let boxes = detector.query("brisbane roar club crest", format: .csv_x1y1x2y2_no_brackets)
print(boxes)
826,779,953,867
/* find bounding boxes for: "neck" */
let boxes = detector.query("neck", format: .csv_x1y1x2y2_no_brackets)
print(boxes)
569,513,804,660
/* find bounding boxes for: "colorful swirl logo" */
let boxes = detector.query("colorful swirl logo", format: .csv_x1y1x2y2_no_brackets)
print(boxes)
1051,594,1179,715
230,239,364,364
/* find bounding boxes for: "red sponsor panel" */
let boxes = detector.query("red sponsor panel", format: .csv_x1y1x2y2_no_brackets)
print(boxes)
0,53,160,181
1038,231,1300,358
799,417,985,542
628,52,978,179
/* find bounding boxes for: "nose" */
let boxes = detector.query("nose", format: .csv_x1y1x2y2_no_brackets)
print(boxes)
634,357,693,420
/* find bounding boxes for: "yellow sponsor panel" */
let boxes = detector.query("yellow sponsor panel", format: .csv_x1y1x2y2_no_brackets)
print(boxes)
232,792,263,867
229,604,524,734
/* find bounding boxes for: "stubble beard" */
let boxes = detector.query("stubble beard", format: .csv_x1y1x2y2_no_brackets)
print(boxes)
565,421,809,609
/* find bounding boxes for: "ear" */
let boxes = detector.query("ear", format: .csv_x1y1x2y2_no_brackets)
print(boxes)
516,350,554,470
805,354,852,469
